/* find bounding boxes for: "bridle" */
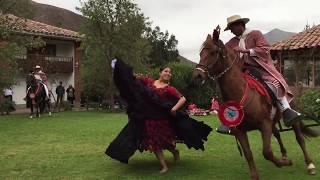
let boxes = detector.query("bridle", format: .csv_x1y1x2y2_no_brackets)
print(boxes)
29,76,42,96
196,41,254,112
196,42,237,81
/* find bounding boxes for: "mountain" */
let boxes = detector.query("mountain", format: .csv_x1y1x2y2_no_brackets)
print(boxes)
178,55,196,66
264,28,296,45
30,1,85,32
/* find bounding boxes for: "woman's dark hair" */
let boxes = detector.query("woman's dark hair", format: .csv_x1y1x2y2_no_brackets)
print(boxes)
159,66,170,72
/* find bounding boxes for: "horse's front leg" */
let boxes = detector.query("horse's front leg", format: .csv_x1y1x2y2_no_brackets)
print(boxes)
272,126,288,160
261,120,292,167
35,102,40,118
30,102,34,119
47,100,52,116
232,128,259,180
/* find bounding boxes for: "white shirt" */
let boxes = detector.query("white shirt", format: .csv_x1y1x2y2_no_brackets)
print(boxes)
238,28,256,58
4,88,13,96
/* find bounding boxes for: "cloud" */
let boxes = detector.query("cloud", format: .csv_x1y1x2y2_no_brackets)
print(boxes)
34,0,320,62
136,0,320,61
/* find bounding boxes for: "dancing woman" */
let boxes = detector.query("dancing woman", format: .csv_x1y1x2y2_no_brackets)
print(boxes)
106,58,212,173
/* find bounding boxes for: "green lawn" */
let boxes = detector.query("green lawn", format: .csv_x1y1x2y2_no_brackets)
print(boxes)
0,112,319,179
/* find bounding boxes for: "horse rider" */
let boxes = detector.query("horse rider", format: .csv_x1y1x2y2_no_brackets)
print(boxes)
217,15,302,134
34,65,50,99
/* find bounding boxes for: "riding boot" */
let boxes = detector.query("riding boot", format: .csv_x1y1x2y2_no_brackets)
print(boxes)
282,108,301,127
216,124,232,135
278,97,302,127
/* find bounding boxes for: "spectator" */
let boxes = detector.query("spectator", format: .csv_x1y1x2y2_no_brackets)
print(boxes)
187,103,208,116
3,87,13,101
66,85,75,106
3,87,15,114
187,103,198,116
210,97,219,115
55,81,65,111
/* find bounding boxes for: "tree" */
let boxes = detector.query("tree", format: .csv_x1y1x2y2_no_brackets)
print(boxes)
145,26,179,67
0,0,34,91
79,0,151,105
0,0,45,111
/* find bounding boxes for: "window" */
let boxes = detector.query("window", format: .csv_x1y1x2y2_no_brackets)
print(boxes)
44,44,56,56
283,59,312,87
283,59,295,86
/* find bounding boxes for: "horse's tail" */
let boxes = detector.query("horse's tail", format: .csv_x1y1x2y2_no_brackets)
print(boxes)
300,121,320,138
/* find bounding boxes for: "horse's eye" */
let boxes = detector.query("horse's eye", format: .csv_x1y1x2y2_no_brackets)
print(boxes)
210,50,217,55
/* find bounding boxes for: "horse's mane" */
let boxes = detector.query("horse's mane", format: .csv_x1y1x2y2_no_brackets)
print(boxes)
199,37,225,54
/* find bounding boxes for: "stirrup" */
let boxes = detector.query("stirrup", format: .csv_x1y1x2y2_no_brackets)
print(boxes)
216,125,233,135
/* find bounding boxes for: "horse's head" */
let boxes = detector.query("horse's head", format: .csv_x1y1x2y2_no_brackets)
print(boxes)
192,25,227,84
28,74,38,89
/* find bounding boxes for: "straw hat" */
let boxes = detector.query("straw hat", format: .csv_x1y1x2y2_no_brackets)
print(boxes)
35,65,41,69
224,15,249,31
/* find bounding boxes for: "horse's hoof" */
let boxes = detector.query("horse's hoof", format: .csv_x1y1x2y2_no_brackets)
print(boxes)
250,175,259,180
281,156,288,161
308,168,316,175
159,167,168,174
49,112,52,116
307,163,316,175
279,159,292,166
29,116,33,119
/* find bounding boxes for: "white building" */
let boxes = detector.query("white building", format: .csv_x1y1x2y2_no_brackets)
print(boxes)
7,15,82,105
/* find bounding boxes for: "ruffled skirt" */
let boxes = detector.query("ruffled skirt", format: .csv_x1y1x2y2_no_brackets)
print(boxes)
139,119,176,152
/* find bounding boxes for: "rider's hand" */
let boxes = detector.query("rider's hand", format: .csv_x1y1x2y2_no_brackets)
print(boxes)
233,47,250,54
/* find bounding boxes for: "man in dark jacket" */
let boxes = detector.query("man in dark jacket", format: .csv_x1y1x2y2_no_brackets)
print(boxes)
55,81,65,111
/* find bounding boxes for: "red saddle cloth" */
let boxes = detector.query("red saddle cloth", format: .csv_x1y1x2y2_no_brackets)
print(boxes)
218,72,272,127
243,72,271,102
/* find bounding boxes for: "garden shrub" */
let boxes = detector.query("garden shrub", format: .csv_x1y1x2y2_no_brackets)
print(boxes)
297,90,320,119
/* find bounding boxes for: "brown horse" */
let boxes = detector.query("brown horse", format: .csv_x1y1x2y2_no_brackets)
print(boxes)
192,26,319,180
26,75,52,118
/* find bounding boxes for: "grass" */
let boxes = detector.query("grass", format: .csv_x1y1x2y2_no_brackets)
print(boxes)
0,111,319,179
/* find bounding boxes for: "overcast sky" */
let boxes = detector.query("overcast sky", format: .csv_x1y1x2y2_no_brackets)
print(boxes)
33,0,320,62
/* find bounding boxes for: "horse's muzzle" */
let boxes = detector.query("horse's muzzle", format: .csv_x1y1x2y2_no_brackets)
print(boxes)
192,70,206,85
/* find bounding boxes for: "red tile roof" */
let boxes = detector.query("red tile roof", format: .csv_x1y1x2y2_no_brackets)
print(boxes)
271,24,320,50
3,14,81,41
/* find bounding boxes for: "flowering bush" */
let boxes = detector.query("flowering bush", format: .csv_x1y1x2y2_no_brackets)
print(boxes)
297,90,320,119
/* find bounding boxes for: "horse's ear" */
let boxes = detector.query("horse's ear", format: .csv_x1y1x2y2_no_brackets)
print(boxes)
212,25,221,42
206,34,212,40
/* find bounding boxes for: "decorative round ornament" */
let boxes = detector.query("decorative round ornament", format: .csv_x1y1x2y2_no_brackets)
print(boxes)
218,101,244,127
